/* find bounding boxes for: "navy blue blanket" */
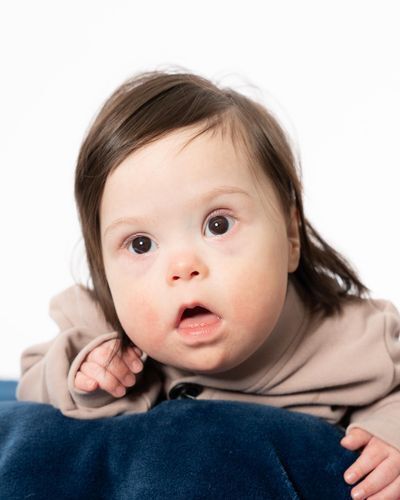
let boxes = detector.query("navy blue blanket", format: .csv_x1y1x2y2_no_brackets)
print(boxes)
0,381,358,499
0,380,17,401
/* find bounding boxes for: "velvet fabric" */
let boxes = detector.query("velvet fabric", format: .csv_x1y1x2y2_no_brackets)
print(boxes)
0,380,18,401
0,381,359,499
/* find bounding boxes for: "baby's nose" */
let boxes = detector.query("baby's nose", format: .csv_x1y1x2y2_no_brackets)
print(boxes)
167,252,209,284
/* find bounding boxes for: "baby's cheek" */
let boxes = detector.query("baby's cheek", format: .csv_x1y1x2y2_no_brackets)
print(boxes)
230,293,257,324
122,299,165,352
230,296,271,338
229,276,285,332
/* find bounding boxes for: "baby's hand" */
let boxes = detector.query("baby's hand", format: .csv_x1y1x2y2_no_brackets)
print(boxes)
74,339,144,398
340,427,400,499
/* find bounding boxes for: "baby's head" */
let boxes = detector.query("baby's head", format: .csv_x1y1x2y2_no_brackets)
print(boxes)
74,69,368,372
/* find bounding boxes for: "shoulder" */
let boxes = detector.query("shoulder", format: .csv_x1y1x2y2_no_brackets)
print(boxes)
49,284,113,334
365,296,400,364
338,295,400,336
298,295,400,393
314,295,400,363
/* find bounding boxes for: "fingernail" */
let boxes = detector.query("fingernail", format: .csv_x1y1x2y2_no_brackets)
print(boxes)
132,360,143,373
351,489,365,499
345,472,356,483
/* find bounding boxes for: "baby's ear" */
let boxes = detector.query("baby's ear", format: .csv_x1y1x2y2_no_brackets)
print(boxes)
287,206,301,273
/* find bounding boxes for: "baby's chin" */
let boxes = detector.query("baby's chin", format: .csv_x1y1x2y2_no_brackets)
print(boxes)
156,350,250,375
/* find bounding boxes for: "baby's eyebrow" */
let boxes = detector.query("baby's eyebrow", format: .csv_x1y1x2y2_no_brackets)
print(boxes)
103,185,250,238
196,185,251,204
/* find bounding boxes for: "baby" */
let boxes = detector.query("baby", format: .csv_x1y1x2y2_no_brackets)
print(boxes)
17,69,400,499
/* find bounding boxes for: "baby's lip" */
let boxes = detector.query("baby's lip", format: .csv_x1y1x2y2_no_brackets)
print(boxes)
174,302,218,328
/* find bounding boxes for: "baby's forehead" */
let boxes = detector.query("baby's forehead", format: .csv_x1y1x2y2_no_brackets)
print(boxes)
124,133,266,196
113,137,277,202
127,124,259,180
109,122,276,199
130,122,247,158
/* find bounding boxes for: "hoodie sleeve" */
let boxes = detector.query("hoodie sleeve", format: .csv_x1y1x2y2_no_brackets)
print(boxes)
16,285,162,419
346,300,400,452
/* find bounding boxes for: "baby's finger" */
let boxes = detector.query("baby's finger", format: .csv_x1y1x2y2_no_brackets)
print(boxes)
122,346,144,374
368,474,400,500
79,360,131,398
341,428,372,450
104,353,136,387
74,371,99,392
344,443,388,485
348,456,400,500
86,341,134,387
85,338,121,366
132,346,143,357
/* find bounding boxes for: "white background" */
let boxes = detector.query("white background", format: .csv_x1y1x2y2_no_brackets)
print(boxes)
1,1,399,379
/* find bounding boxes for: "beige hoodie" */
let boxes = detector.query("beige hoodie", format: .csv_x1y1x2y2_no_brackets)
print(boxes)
17,282,400,452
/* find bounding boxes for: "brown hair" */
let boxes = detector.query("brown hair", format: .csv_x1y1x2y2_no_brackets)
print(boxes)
74,67,369,353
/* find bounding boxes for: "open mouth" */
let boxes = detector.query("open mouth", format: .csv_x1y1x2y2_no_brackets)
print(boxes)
176,304,221,330
181,306,211,319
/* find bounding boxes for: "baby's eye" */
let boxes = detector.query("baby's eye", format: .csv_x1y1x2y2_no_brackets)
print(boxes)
127,235,156,255
204,213,235,237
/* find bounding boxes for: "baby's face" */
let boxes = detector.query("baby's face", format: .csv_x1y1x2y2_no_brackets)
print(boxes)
100,124,300,373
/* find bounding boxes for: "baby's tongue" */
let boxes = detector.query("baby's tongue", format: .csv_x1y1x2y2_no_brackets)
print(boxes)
179,310,219,328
